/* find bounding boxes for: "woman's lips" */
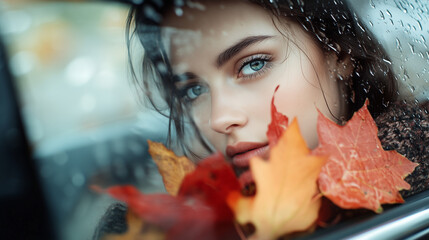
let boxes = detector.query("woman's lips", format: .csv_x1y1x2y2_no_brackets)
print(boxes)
226,142,270,168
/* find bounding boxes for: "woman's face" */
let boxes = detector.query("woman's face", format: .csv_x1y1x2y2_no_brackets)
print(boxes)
161,1,346,165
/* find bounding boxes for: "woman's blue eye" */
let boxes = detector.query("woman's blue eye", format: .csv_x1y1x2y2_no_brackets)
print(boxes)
185,85,207,100
241,59,266,75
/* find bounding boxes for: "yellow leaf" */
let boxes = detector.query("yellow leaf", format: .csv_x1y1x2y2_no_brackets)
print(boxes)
101,211,165,240
228,119,326,240
148,140,196,196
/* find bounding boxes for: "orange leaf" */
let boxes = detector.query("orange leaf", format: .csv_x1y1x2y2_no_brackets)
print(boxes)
228,119,326,240
148,140,196,196
314,100,418,213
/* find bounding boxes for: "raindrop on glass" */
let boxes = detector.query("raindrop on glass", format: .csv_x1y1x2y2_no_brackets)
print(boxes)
175,7,183,16
382,58,392,65
408,43,415,54
386,9,392,18
157,62,168,74
72,172,85,187
379,10,385,20
417,21,423,31
396,38,402,50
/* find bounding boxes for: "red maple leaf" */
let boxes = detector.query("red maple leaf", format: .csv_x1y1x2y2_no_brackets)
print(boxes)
97,153,242,240
313,100,418,213
267,86,289,148
178,152,241,219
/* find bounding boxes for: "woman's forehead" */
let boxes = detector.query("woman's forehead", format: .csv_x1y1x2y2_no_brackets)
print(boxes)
160,1,281,64
161,1,272,33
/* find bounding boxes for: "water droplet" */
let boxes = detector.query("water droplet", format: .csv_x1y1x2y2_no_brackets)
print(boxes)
386,10,392,17
157,62,168,74
369,0,375,8
382,58,392,65
382,99,389,108
175,7,183,16
363,85,370,93
403,69,410,81
72,173,85,187
356,21,365,32
66,57,96,86
396,38,402,50
417,21,423,31
379,10,385,20
408,43,415,54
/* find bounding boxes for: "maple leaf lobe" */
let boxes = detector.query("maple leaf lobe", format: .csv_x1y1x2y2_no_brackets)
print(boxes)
315,101,418,213
148,140,196,196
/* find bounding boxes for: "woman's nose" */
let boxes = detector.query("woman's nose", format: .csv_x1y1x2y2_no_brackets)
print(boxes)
209,90,248,134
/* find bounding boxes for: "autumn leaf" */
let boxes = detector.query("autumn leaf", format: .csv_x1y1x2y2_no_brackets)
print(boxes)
267,86,289,147
228,119,326,240
314,100,418,213
97,154,242,240
148,140,196,196
179,152,241,219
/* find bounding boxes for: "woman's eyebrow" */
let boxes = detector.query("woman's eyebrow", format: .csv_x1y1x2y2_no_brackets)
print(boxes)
216,35,274,67
174,72,199,83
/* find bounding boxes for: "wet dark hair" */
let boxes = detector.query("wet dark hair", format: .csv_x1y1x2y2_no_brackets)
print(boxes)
126,0,397,156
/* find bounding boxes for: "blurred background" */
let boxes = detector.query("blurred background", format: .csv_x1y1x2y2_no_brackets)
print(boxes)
0,1,168,239
0,0,427,240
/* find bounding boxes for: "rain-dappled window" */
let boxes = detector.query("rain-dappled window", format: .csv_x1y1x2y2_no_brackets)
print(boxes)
0,0,428,240
349,0,428,101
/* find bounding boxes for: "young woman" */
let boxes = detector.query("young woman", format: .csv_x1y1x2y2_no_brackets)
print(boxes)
94,0,429,238
128,0,399,176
